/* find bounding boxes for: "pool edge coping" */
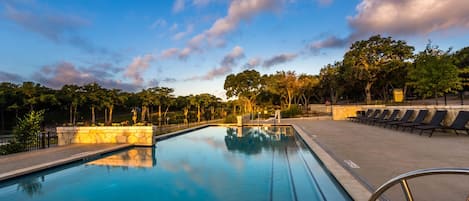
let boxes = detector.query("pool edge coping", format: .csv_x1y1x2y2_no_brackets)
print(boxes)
292,124,371,201
0,144,132,182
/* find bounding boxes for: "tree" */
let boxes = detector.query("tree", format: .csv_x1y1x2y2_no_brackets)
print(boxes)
0,83,18,131
59,85,83,125
297,74,320,109
319,62,347,104
137,89,152,123
83,83,103,125
343,35,414,104
175,96,191,124
13,110,44,151
224,70,263,113
453,46,469,91
265,71,299,109
408,43,462,105
103,89,127,125
147,87,174,126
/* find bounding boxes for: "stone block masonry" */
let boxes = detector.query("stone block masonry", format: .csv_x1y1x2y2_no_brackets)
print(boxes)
56,126,156,146
332,105,469,127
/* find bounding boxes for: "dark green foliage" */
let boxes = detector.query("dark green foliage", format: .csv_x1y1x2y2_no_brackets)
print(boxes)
13,110,44,151
224,114,237,123
281,105,302,118
407,43,462,104
0,142,25,155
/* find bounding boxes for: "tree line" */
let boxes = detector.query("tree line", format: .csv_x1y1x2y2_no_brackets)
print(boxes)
0,82,225,132
224,35,469,114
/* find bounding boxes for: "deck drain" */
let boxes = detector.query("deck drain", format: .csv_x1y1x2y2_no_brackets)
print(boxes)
344,160,360,168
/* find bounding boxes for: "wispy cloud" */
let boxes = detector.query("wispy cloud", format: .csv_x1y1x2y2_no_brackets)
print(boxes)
179,0,284,59
172,24,194,40
3,2,114,55
0,71,24,83
149,18,167,29
173,0,185,13
124,54,155,85
34,62,139,91
309,0,469,52
262,53,297,68
243,57,262,69
188,45,245,80
193,0,211,7
309,35,348,52
160,48,180,59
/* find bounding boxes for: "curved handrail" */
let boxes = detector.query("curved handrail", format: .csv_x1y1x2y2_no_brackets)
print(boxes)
369,168,469,201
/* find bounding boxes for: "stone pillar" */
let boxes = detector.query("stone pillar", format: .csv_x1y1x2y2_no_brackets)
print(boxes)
236,115,243,126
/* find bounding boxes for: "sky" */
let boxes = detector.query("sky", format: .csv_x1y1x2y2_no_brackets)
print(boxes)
0,0,469,99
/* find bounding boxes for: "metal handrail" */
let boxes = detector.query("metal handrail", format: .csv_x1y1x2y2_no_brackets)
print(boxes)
369,168,469,201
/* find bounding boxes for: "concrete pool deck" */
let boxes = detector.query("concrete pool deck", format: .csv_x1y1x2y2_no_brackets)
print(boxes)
0,144,132,182
285,119,469,201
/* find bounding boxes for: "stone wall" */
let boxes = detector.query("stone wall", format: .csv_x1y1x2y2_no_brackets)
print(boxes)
57,126,156,146
332,105,385,120
332,105,469,127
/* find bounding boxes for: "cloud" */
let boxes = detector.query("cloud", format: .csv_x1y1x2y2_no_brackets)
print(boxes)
309,35,348,51
173,0,185,13
309,0,469,52
149,19,167,29
163,77,178,83
178,47,194,60
182,0,284,58
348,0,469,36
146,79,160,87
172,24,194,40
124,54,155,85
170,23,179,31
243,57,262,69
188,46,245,80
221,46,244,67
3,3,88,42
0,71,24,83
262,53,297,68
34,62,139,91
193,0,211,7
160,48,180,59
3,2,113,55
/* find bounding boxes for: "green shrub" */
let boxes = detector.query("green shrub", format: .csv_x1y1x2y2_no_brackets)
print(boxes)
224,114,237,123
281,105,302,118
0,142,24,155
13,110,44,152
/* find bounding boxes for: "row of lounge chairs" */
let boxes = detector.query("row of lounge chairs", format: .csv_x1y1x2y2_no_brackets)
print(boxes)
348,109,469,137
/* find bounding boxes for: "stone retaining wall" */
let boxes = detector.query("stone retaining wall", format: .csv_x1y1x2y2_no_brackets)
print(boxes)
57,126,156,146
333,105,469,127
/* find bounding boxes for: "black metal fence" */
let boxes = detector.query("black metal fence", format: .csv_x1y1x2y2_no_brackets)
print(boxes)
0,132,58,152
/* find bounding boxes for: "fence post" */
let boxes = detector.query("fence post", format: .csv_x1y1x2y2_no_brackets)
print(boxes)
47,132,50,148
41,132,45,149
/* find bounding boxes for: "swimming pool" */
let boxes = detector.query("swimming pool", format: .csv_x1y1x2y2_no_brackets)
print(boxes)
0,126,351,201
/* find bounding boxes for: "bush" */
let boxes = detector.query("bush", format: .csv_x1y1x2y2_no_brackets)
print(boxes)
0,142,24,155
281,105,302,118
224,114,237,123
13,110,44,152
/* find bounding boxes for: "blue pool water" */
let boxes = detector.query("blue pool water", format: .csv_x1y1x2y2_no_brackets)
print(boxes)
0,126,351,201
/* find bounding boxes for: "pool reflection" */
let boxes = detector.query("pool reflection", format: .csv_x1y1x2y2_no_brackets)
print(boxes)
224,126,297,155
86,147,156,168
